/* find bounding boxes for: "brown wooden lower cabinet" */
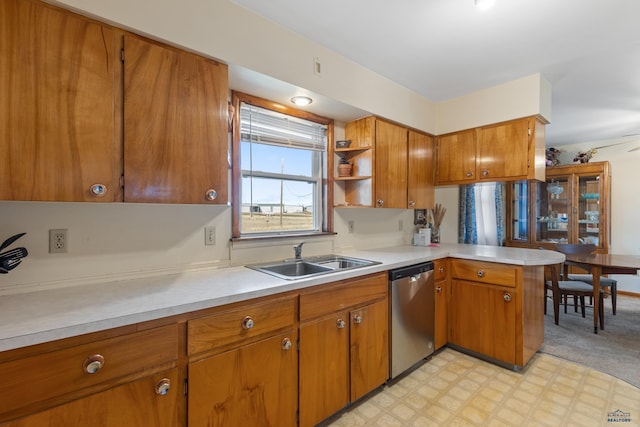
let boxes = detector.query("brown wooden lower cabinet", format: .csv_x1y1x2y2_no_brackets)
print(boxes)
449,279,517,363
299,272,389,427
447,259,544,368
188,331,298,427
433,258,449,350
1,369,180,427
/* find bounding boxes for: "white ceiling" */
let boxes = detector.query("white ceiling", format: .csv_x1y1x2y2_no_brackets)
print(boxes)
229,0,640,147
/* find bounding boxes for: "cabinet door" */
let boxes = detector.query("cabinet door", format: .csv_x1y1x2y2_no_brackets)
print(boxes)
350,299,389,402
124,35,228,204
477,119,530,181
449,279,516,364
374,120,407,208
3,369,181,427
299,313,349,427
0,0,119,201
188,331,297,427
434,280,448,350
435,129,476,184
408,130,435,209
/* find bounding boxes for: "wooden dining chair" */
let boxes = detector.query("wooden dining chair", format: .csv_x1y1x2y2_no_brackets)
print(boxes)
556,243,618,315
544,261,604,328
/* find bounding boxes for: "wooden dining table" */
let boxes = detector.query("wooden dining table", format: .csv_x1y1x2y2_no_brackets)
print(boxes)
564,253,640,333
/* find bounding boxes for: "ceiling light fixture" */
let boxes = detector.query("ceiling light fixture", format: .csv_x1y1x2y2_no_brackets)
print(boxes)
474,0,495,10
290,96,313,106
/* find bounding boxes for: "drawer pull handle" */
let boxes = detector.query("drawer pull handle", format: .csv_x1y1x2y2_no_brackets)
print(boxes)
205,189,218,201
281,337,293,350
242,316,254,330
336,319,346,329
90,183,107,197
504,292,512,302
436,286,442,293
155,378,171,396
353,314,363,324
477,270,485,278
83,354,105,374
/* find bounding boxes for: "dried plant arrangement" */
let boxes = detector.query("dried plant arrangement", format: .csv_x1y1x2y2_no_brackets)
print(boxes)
430,203,447,230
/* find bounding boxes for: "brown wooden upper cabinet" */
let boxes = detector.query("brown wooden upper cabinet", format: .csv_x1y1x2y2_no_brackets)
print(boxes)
340,116,434,209
0,0,229,204
435,116,546,185
123,36,228,204
0,0,120,202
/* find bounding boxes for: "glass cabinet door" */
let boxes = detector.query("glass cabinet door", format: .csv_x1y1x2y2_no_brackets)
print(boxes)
535,177,570,244
577,174,601,246
508,181,529,243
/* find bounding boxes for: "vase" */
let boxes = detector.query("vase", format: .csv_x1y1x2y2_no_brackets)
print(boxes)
431,226,440,244
338,163,352,177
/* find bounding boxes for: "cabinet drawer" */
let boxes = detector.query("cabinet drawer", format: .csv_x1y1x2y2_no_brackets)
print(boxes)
0,324,178,419
434,258,447,282
187,295,296,356
450,259,519,288
299,272,387,322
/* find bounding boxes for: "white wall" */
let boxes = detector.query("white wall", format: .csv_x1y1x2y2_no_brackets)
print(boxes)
436,74,552,134
549,139,640,293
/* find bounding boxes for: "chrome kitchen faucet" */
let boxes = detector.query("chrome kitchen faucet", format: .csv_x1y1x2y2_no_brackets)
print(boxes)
293,242,304,260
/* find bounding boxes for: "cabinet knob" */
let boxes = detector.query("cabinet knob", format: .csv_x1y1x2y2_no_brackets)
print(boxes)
504,292,512,302
90,184,107,197
465,171,473,177
336,318,346,329
481,170,489,177
353,313,363,324
205,189,218,201
241,315,254,329
477,270,485,278
438,266,444,273
154,378,171,396
436,286,442,293
281,337,293,350
377,199,384,207
83,354,105,374
408,200,415,207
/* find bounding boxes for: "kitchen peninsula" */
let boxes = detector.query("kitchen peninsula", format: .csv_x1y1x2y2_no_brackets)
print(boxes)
0,244,562,427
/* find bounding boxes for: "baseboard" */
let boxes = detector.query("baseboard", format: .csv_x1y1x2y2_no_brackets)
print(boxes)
618,290,640,297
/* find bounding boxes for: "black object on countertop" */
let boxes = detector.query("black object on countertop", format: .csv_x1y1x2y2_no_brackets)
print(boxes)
0,232,28,274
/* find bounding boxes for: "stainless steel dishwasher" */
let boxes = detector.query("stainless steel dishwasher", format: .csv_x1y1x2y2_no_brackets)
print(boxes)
389,261,435,379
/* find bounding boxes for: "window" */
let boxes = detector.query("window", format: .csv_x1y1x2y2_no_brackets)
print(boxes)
231,92,333,238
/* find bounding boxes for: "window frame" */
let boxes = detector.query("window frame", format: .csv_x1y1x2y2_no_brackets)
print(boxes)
231,91,334,240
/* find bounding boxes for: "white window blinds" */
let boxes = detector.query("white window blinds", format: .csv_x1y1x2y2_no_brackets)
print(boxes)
239,102,327,151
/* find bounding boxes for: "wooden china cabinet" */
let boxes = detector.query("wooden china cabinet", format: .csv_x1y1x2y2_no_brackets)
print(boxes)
506,161,611,253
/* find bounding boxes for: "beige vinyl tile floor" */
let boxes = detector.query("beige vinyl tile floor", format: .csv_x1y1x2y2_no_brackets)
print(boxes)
326,348,640,427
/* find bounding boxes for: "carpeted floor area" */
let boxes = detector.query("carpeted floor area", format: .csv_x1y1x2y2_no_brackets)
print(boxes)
540,293,640,388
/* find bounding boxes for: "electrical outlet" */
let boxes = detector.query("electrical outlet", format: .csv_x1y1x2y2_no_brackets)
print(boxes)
204,226,216,246
348,220,354,234
49,229,67,253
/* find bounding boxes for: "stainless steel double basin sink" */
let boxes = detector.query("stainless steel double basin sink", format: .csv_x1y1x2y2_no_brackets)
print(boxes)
247,255,380,280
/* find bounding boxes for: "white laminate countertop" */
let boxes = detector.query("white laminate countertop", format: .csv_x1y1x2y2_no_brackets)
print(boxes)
0,243,564,352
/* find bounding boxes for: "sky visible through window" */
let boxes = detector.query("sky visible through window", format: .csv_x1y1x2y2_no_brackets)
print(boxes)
241,142,314,209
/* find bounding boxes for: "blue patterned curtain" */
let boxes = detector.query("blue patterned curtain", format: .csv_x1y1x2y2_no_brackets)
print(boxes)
458,183,505,246
458,185,477,243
